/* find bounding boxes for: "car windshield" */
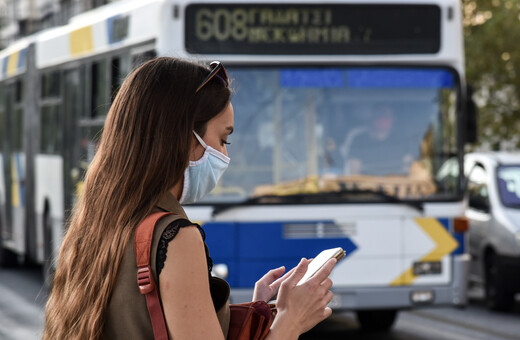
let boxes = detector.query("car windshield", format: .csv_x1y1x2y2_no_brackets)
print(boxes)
201,66,461,204
497,166,520,207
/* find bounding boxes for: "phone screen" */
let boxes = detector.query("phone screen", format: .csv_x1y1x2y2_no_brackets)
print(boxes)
297,247,345,286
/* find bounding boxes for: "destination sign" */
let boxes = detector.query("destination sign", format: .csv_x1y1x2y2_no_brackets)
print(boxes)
184,4,441,55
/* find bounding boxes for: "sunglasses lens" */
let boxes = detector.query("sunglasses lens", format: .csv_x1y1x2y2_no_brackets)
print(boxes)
210,62,229,86
217,67,229,86
196,61,229,93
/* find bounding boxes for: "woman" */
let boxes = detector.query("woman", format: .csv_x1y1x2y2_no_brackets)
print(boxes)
43,57,336,339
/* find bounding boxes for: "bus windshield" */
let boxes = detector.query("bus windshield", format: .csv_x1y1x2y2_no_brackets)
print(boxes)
203,66,460,203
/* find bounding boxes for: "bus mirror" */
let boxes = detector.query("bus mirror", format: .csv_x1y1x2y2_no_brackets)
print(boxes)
465,85,478,144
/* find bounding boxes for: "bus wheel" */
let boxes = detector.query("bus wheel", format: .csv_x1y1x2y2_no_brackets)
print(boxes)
42,211,55,291
485,252,514,311
356,309,398,332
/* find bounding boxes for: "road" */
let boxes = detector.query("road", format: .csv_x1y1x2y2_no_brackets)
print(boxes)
1,267,519,340
0,267,46,340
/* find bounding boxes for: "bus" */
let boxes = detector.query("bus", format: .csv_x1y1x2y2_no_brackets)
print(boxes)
0,0,475,331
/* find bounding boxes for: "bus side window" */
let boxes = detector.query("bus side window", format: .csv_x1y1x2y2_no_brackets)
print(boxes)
13,79,24,151
467,165,490,213
0,85,4,151
111,54,131,102
131,50,156,70
40,71,62,154
91,60,109,118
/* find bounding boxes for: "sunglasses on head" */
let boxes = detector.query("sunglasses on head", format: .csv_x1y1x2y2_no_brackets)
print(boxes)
196,61,229,93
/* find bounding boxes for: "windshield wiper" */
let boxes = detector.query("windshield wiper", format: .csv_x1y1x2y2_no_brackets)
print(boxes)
212,187,423,216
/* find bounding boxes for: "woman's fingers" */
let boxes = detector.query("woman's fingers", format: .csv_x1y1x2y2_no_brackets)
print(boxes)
283,258,309,287
308,258,336,285
324,290,334,304
253,266,287,301
261,266,285,283
321,278,333,291
269,265,296,292
322,306,333,319
255,266,285,288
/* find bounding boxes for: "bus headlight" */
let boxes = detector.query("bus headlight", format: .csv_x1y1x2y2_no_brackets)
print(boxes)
212,264,229,280
413,261,442,275
410,290,435,304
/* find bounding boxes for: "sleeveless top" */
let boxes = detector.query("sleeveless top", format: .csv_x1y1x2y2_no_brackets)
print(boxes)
101,192,231,339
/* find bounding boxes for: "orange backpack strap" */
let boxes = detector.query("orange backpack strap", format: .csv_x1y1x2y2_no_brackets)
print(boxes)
135,212,174,340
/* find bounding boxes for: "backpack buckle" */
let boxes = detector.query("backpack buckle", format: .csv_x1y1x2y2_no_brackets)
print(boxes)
137,265,155,295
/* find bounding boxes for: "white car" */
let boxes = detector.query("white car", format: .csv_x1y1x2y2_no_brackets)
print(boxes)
464,152,520,311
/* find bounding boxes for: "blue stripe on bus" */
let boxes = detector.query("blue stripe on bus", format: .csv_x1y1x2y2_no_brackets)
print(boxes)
451,232,465,255
204,221,357,288
280,69,344,88
17,48,27,70
2,57,7,76
438,218,450,231
204,222,239,286
279,69,454,89
437,217,465,255
106,15,128,44
347,69,455,88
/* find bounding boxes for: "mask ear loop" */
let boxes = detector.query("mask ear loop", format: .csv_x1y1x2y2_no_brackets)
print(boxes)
192,131,208,149
192,130,230,163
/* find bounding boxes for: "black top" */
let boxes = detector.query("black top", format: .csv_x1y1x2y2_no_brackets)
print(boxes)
156,219,213,276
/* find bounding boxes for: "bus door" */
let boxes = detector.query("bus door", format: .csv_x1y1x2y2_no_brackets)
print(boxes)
73,60,109,201
0,83,12,241
63,67,84,212
2,80,25,245
68,54,132,204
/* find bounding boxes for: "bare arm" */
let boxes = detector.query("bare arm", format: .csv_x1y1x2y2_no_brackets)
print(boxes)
159,226,224,340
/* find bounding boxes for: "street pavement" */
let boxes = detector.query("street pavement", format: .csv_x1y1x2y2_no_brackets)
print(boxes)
1,267,520,340
0,267,45,340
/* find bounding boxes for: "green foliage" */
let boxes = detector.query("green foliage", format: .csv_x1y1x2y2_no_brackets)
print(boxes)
463,0,520,150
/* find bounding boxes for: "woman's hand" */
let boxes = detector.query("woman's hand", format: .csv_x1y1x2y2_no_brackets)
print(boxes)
267,258,337,339
253,266,295,302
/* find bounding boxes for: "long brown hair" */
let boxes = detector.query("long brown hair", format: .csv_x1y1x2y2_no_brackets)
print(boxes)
43,57,231,340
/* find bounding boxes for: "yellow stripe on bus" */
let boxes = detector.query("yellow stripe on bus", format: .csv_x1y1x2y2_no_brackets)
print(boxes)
11,161,19,207
390,218,458,286
7,51,19,76
69,26,94,56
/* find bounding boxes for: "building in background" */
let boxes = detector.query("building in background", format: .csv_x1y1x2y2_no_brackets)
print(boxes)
0,0,120,49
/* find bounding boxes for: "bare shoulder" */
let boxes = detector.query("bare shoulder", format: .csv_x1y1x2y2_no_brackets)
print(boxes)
169,225,205,252
160,224,206,278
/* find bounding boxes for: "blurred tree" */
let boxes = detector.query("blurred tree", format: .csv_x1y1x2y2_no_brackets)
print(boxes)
463,0,520,150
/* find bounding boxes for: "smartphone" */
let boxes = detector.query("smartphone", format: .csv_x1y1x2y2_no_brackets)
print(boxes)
297,247,345,286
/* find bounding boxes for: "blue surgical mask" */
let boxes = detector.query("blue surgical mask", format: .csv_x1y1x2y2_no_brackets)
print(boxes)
179,131,230,204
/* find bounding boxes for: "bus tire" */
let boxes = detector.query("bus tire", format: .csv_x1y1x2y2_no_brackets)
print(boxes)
485,252,514,311
42,210,55,291
356,309,398,332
